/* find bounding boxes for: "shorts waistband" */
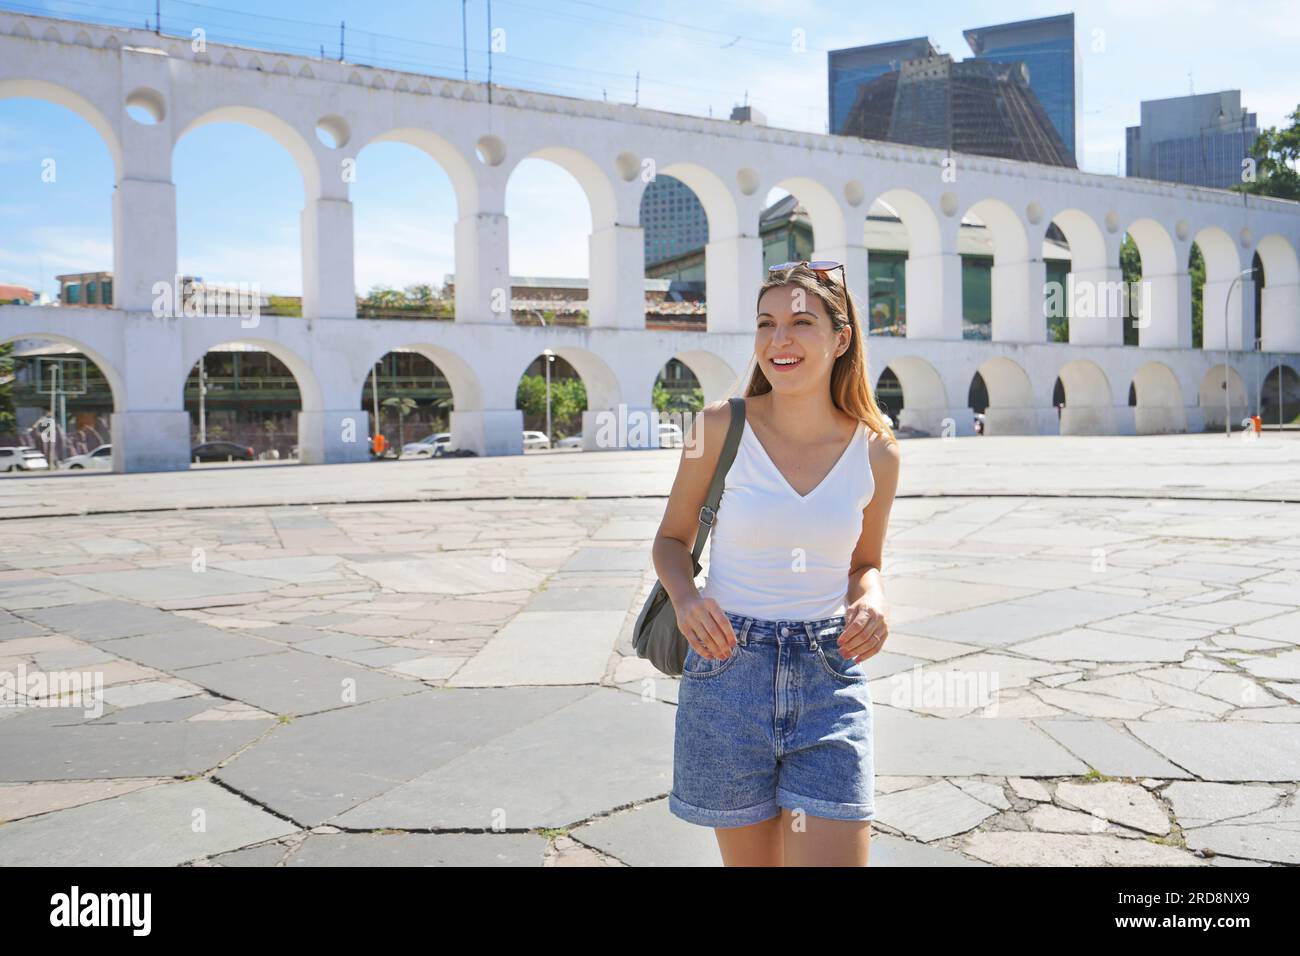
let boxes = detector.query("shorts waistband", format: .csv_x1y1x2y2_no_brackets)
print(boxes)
723,610,846,645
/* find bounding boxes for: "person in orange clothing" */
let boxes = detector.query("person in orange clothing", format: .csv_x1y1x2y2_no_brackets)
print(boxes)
372,432,387,457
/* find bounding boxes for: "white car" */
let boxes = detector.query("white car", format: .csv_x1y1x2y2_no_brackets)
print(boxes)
555,435,584,449
658,422,683,448
63,444,113,470
522,430,551,450
402,432,452,458
0,447,50,471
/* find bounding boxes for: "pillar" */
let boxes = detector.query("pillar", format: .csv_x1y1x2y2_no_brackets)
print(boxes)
705,234,763,334
588,223,645,329
301,197,356,320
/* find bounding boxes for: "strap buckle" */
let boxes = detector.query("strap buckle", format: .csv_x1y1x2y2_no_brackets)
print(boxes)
698,505,716,526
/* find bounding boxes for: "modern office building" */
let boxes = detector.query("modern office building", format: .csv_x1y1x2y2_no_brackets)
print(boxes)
830,14,1078,164
1126,90,1258,189
641,175,709,268
841,53,1075,166
828,37,937,136
964,13,1079,161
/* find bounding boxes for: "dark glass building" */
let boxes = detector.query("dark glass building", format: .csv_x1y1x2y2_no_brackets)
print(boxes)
828,37,937,136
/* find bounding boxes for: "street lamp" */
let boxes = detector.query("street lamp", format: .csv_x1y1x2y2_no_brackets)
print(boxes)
542,347,555,448
1223,267,1253,437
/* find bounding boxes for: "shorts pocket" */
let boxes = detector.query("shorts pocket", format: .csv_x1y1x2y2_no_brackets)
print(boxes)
814,637,869,682
682,642,742,679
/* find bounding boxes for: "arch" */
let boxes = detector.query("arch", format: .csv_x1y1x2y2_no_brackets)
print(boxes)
520,145,617,228
0,78,123,179
518,346,621,412
1056,359,1113,435
1259,363,1300,427
180,338,323,413
1256,234,1300,287
772,175,846,250
664,349,737,403
972,356,1035,435
177,105,319,199
884,355,949,434
1131,361,1186,434
1050,207,1107,273
0,332,124,410
1256,234,1300,352
655,162,739,239
361,128,478,217
357,342,483,412
870,188,941,257
1191,225,1241,284
1199,364,1248,431
964,198,1030,263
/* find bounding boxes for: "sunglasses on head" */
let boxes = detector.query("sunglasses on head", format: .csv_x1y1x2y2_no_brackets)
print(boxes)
768,259,846,284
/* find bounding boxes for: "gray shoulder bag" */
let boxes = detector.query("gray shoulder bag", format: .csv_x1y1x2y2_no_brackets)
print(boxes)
632,396,746,676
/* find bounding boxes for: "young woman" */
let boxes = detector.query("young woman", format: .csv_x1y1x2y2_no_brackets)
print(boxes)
651,260,901,867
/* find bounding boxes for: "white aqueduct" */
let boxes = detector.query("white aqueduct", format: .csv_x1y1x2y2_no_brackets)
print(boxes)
2,13,1300,471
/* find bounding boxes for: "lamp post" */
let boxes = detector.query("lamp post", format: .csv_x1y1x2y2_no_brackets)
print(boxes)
1223,267,1253,437
542,347,555,448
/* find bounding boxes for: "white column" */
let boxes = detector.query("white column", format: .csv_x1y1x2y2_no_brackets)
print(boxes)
1202,278,1253,351
296,409,371,464
905,251,962,340
705,234,763,334
1261,283,1300,352
1067,266,1125,346
301,197,356,320
588,223,645,329
991,257,1046,342
454,211,511,323
450,408,524,456
1138,270,1192,348
112,179,178,313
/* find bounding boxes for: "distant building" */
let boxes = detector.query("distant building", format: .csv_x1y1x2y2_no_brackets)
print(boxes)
642,175,709,268
964,14,1079,161
0,283,35,305
828,37,937,136
842,53,1075,166
1126,90,1258,189
57,271,113,307
830,14,1078,166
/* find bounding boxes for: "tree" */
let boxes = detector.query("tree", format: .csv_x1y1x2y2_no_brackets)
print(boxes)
382,395,417,449
1234,104,1300,200
1188,242,1205,348
1120,235,1141,346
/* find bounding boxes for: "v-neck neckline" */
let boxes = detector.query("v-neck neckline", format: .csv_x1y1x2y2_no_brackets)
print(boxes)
743,417,862,501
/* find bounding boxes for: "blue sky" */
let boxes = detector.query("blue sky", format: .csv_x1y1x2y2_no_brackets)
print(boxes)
2,0,1297,299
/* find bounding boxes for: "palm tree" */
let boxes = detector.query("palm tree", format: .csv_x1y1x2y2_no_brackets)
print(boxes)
382,396,418,450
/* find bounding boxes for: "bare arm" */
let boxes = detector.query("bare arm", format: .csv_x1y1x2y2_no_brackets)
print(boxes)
650,400,737,658
841,434,902,662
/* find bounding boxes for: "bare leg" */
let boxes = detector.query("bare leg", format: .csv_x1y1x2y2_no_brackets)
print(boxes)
713,813,783,866
780,809,871,866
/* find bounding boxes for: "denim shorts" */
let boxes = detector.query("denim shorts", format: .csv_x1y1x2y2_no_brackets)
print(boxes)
669,609,875,829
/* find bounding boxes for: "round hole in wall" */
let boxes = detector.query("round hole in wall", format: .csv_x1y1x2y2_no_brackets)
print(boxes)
736,167,759,196
843,180,864,207
475,134,506,166
125,87,166,125
614,151,641,183
315,114,350,150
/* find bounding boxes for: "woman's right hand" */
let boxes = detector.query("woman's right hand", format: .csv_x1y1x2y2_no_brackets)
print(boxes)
677,595,737,659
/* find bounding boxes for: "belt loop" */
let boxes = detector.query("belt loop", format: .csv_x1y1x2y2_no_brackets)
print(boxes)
804,620,817,649
740,617,752,646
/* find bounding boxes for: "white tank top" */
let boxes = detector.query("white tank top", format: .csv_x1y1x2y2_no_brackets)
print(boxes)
699,416,875,621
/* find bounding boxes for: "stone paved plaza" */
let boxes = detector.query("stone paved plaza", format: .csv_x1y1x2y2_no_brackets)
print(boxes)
1,433,1298,866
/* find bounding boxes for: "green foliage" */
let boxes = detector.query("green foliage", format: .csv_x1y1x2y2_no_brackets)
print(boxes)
516,373,587,435
1188,242,1205,348
0,342,14,434
1120,235,1142,346
1234,104,1300,200
653,380,704,414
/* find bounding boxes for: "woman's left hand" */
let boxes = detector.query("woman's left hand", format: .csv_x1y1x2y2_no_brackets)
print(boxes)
838,593,889,663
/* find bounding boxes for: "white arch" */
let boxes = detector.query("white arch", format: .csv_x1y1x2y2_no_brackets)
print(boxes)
664,349,738,403
177,105,319,200
655,163,735,239
0,332,124,410
0,78,123,179
974,356,1035,435
1131,361,1186,434
1057,359,1114,435
773,175,846,250
1199,364,1249,430
361,128,478,217
181,338,323,413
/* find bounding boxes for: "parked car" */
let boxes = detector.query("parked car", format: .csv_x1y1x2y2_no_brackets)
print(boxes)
555,435,584,449
658,422,684,448
522,430,551,450
0,447,50,472
401,432,452,458
63,444,113,470
191,441,255,462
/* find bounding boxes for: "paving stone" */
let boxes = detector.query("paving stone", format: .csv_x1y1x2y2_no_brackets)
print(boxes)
1009,777,1052,802
347,554,545,594
1163,781,1286,827
210,842,291,867
0,778,164,823
0,579,103,609
961,831,1202,866
65,567,278,602
0,717,275,782
0,779,297,865
1025,804,1113,834
279,831,548,866
17,600,184,640
1182,800,1300,865
177,649,422,715
1240,650,1300,681
1055,781,1170,835
875,709,1088,777
215,686,591,826
1012,628,1195,663
528,585,639,612
331,688,676,830
903,589,1157,646
1034,718,1191,778
448,610,627,686
1127,721,1300,781
872,780,1001,842
98,626,283,671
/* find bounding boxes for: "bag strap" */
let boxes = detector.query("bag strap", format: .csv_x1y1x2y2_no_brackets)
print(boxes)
689,397,746,576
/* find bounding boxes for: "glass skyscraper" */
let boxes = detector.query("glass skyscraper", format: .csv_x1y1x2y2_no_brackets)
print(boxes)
828,37,937,136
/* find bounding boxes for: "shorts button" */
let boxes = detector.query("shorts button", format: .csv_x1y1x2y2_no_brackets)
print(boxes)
780,626,789,636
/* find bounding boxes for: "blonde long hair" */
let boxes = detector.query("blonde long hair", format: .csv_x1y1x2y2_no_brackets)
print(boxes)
733,263,897,444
